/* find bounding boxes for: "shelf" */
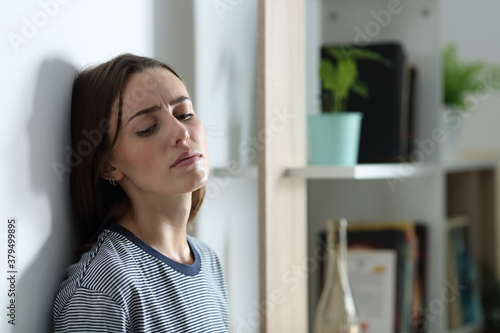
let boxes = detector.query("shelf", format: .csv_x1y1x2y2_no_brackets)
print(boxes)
286,163,437,180
443,154,500,173
210,156,500,180
286,155,500,180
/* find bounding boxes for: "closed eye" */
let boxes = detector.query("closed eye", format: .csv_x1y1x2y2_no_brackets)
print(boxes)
136,123,158,137
176,113,194,121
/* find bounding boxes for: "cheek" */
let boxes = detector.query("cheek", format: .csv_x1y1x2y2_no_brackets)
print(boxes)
197,127,210,169
114,141,158,172
192,122,208,149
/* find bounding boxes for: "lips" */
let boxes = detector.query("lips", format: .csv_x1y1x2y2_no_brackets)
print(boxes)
171,150,202,168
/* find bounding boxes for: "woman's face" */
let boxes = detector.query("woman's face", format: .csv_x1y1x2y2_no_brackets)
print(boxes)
108,68,209,198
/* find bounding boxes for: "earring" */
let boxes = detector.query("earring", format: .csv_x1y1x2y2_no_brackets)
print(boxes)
109,176,117,186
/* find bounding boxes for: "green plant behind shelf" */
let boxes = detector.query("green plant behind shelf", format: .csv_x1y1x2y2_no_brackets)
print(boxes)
320,47,391,113
443,43,500,112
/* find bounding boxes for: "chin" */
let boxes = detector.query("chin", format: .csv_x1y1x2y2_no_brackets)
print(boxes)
183,171,208,193
195,166,209,182
196,174,209,190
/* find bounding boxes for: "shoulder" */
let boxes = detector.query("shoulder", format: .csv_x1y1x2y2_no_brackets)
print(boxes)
187,235,219,261
54,229,139,317
187,235,225,276
187,236,230,319
54,287,128,332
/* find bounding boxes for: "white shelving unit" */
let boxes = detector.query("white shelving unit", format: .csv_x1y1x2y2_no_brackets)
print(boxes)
301,0,500,332
210,156,498,332
212,1,500,332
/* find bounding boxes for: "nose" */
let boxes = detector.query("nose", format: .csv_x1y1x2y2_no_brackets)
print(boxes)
175,129,189,145
168,116,190,146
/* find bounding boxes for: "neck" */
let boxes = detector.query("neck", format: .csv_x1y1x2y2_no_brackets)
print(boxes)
119,193,194,264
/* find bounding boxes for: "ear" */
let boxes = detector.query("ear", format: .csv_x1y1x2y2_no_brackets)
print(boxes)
99,160,124,182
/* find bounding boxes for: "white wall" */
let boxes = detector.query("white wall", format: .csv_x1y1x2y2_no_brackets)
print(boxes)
306,0,323,117
0,1,258,332
0,1,154,331
192,1,260,332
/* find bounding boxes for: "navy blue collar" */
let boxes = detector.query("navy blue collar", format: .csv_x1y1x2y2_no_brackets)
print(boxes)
107,223,201,276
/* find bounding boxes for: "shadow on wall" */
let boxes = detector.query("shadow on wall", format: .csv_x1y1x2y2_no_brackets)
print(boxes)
15,58,78,332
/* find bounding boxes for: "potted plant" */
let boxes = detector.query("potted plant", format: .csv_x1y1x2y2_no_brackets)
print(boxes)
443,43,500,111
308,46,390,165
441,43,500,159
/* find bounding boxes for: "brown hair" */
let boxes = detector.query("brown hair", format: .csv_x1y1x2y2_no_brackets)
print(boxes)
69,54,205,248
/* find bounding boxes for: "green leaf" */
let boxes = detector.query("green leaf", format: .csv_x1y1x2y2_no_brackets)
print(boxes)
319,60,336,92
334,59,357,98
326,47,392,67
442,42,500,111
319,46,391,112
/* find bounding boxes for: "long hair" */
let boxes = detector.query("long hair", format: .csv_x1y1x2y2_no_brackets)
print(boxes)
69,54,205,249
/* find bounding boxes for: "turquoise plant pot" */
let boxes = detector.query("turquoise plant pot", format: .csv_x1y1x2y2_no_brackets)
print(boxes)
307,112,363,166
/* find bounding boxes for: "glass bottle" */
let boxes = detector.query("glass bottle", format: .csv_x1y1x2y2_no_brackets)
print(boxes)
314,218,359,333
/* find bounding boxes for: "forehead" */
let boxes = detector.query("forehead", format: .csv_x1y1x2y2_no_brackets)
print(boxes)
118,68,188,113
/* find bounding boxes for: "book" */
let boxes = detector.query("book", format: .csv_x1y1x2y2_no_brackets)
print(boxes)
446,222,463,329
413,224,429,333
347,221,416,333
406,65,418,160
446,216,483,327
347,249,397,333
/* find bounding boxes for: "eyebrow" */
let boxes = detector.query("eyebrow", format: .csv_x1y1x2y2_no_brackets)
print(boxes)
127,96,190,124
127,105,161,124
170,95,190,106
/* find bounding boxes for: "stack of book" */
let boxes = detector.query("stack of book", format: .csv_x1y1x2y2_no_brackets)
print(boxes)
318,220,428,333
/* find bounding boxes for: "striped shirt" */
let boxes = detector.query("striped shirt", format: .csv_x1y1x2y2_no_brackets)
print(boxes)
53,223,229,332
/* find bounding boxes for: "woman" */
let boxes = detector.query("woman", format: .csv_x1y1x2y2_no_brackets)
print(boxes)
53,54,229,332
